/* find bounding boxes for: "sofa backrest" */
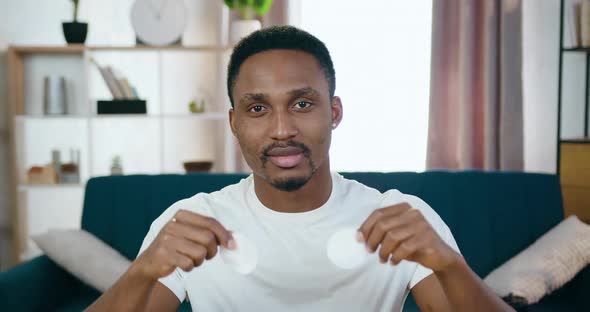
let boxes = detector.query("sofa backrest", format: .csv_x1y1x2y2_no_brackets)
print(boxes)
81,171,563,277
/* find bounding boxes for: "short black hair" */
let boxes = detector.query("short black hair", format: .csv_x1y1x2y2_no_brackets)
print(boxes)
226,25,336,107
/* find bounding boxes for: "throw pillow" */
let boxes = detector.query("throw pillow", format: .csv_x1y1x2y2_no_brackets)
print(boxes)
484,215,590,306
32,229,131,292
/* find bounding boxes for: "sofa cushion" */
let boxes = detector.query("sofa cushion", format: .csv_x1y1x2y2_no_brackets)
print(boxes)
484,216,590,305
32,229,131,292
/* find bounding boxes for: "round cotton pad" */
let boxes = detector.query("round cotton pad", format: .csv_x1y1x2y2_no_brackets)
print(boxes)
220,232,258,274
327,227,370,269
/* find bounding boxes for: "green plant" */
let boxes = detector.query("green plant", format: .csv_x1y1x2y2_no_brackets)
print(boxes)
223,0,273,20
71,0,79,22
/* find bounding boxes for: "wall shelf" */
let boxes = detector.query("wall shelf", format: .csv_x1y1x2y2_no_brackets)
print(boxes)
5,2,241,266
557,0,590,224
10,45,232,55
18,184,85,191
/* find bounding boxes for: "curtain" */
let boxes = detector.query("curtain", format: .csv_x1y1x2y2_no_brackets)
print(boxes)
427,0,524,171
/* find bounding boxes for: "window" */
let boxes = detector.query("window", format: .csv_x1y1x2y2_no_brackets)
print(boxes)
294,0,433,172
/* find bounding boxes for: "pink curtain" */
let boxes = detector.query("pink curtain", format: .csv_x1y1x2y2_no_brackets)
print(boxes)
427,0,524,171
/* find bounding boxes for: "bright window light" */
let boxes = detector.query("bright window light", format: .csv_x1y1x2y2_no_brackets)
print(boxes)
298,0,432,172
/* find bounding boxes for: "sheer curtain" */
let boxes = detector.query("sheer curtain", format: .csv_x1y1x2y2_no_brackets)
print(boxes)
427,0,524,171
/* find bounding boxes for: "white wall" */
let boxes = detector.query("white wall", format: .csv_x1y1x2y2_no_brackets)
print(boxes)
0,0,222,269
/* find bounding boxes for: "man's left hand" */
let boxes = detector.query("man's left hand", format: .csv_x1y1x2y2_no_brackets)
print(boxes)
358,202,461,272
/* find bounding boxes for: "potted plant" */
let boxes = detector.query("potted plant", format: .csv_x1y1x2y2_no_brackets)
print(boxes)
62,0,88,44
223,0,273,44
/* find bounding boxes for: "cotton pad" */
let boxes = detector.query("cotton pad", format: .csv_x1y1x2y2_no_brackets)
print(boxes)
219,232,258,274
327,227,370,269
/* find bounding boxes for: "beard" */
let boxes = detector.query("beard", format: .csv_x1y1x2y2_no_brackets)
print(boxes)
269,175,312,192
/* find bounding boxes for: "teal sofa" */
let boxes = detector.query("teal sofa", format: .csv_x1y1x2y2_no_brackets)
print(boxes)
0,172,588,311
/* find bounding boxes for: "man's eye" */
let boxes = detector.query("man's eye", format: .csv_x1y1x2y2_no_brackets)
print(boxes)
249,105,265,113
294,101,312,109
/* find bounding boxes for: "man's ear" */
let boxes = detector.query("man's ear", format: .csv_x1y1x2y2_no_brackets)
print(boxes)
229,108,238,137
331,96,343,129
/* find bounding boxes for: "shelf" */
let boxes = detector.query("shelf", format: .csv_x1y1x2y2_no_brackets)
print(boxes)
160,113,227,120
9,45,86,55
16,115,89,121
560,138,590,144
562,46,590,52
9,44,231,55
18,183,85,191
88,45,231,52
16,113,227,121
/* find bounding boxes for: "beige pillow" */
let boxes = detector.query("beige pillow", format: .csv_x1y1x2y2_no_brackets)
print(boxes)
32,229,131,292
484,215,590,305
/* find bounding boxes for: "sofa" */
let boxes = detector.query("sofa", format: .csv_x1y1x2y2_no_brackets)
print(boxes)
0,171,588,311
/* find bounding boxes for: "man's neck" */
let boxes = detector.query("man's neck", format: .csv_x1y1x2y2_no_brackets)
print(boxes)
253,164,333,214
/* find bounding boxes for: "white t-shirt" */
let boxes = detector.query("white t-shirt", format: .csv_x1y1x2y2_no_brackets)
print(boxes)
137,172,460,311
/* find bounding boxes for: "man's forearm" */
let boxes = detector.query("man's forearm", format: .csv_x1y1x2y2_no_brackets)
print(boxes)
85,263,156,312
434,257,514,312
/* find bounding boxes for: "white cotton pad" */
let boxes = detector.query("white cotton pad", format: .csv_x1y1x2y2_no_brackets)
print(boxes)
219,232,258,274
327,227,370,269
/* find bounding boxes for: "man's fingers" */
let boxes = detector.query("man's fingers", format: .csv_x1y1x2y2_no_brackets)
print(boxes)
173,239,208,267
174,252,196,272
358,203,411,243
365,210,418,252
174,210,234,249
390,235,426,265
167,222,219,259
377,224,416,263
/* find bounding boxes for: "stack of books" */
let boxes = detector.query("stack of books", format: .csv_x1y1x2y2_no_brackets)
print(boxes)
90,58,140,100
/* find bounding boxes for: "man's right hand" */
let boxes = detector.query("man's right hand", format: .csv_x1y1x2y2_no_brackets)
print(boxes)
134,209,235,280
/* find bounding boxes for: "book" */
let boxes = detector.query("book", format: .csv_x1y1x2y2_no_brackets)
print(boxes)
567,1,582,47
119,78,137,99
105,66,126,99
89,58,124,99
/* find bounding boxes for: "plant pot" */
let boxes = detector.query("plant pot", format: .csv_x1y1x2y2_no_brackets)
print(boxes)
229,19,262,44
62,22,88,44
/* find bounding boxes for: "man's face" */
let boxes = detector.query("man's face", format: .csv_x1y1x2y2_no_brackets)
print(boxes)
230,49,342,192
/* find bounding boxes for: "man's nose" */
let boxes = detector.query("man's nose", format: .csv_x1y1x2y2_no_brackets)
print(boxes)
269,111,298,140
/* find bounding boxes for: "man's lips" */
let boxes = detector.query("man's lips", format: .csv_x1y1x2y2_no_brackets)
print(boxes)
265,146,305,168
268,153,305,168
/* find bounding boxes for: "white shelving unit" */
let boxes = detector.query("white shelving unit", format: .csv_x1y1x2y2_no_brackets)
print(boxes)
6,4,243,264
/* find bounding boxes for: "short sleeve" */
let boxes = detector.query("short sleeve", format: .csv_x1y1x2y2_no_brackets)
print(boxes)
381,191,461,290
136,202,188,303
408,221,460,289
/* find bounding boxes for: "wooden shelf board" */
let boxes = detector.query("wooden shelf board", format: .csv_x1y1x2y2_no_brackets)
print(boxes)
10,45,86,55
560,137,590,144
16,115,89,121
161,113,227,120
16,113,227,120
8,45,231,55
88,45,231,52
562,46,590,52
18,183,85,191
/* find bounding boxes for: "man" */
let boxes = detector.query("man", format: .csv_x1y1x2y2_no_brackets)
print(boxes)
87,26,513,312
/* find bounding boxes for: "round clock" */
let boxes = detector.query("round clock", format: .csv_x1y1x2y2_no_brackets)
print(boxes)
130,0,187,46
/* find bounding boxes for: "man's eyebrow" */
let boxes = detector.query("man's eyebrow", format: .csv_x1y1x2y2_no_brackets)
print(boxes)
239,93,268,106
288,87,320,99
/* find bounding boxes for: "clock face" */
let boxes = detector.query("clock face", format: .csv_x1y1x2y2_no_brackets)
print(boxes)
130,0,187,46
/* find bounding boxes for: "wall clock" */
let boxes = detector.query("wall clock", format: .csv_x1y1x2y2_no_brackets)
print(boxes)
130,0,187,46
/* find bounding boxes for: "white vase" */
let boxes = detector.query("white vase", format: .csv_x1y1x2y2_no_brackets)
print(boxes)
229,20,262,44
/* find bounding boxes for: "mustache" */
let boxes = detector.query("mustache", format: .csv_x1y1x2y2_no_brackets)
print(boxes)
260,140,311,162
